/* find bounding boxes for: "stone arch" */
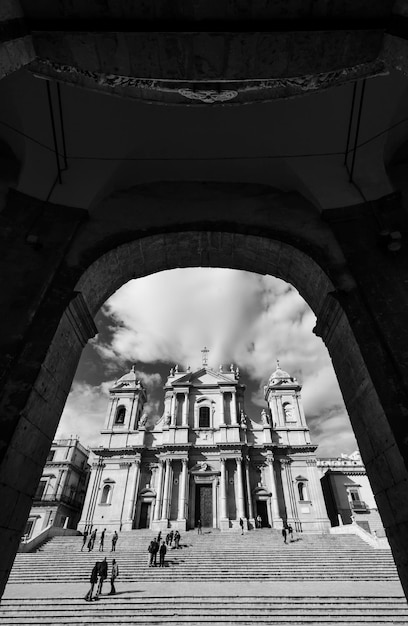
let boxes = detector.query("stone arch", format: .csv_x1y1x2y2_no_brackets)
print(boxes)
1,201,408,597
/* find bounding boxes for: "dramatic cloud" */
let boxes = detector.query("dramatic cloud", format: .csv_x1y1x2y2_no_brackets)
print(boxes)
59,268,357,457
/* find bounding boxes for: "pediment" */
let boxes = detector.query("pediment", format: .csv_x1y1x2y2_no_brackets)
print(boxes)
173,368,236,387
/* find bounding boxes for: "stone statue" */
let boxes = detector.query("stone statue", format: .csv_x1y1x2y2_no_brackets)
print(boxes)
187,365,191,373
230,363,234,372
164,413,171,426
139,413,147,427
219,364,223,373
261,409,269,425
169,367,174,376
236,367,240,377
283,403,294,421
175,364,179,373
240,410,247,429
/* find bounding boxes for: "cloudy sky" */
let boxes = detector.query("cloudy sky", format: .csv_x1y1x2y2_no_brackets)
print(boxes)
57,268,358,457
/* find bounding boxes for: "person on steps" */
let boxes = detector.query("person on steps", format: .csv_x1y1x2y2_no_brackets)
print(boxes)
94,557,108,600
159,541,167,567
84,562,99,601
288,525,294,542
174,530,181,549
99,528,106,551
111,531,118,552
282,526,288,544
109,559,119,594
81,530,88,551
197,519,202,534
239,518,244,535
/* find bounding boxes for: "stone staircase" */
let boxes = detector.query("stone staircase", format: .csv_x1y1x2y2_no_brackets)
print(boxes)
8,529,400,583
3,530,407,625
1,596,408,625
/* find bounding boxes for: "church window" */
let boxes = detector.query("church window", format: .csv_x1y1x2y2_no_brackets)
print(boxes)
199,406,210,428
115,405,126,424
100,484,113,505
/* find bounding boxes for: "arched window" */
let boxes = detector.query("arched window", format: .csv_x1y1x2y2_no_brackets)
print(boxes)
199,406,210,428
100,484,113,505
115,405,126,424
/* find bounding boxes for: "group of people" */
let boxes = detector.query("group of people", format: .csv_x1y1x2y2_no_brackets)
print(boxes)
81,528,118,552
84,557,119,601
165,529,181,548
282,525,294,543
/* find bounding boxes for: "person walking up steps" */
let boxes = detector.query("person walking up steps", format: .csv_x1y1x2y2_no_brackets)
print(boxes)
109,559,119,594
90,528,97,550
239,517,244,535
99,528,106,551
84,562,99,601
288,525,294,542
197,519,202,534
174,530,181,549
81,530,88,551
282,526,288,544
111,530,118,552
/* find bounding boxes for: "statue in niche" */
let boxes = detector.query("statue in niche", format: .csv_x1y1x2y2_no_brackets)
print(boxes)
283,403,295,421
261,409,269,425
240,409,247,429
164,413,171,426
139,413,147,428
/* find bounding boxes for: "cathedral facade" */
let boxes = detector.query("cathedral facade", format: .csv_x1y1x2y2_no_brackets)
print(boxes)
79,359,330,533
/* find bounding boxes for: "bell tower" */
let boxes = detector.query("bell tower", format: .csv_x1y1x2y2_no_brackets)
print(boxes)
264,362,311,446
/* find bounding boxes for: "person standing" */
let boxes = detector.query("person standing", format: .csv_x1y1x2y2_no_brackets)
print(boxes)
197,519,202,534
174,530,180,549
109,559,119,594
84,562,99,601
111,530,118,552
256,515,262,529
90,528,97,550
282,526,287,544
159,541,167,567
94,557,108,600
99,529,106,551
239,518,244,535
81,530,88,551
148,540,154,566
169,530,174,546
152,537,159,565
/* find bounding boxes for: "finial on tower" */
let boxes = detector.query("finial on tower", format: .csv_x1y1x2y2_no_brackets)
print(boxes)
201,346,209,367
131,364,137,373
276,359,280,369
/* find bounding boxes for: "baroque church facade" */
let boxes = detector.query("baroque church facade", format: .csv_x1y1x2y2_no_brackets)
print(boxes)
79,357,330,533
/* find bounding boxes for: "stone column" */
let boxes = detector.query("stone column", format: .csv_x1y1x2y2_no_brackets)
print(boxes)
53,469,65,498
161,459,172,520
267,457,280,522
127,460,141,522
182,393,189,426
178,459,188,520
235,458,246,519
219,391,225,425
153,460,165,521
219,458,228,520
231,392,238,424
244,457,254,520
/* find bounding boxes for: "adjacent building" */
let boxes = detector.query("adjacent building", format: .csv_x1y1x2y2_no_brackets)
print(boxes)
318,452,385,536
79,359,330,533
24,438,90,540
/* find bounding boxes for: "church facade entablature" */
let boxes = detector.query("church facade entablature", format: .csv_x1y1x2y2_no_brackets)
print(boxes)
79,359,330,534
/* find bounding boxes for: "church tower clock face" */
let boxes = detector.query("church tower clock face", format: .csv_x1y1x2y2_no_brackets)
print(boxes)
79,355,329,534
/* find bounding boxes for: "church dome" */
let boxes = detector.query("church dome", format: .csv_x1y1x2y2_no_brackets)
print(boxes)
111,365,144,389
268,362,295,386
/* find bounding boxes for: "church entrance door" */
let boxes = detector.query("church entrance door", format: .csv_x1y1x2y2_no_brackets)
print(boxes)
139,502,151,529
195,484,213,527
256,501,269,527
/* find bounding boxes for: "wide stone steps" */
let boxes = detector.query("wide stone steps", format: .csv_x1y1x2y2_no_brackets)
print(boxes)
1,597,407,625
9,532,399,583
